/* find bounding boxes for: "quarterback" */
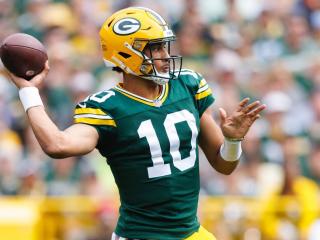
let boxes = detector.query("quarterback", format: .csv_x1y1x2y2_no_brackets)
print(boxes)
7,7,265,240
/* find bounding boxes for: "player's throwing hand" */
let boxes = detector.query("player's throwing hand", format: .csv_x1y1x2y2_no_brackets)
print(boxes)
6,60,49,89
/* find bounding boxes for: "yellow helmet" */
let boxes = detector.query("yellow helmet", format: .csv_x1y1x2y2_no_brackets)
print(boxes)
99,7,182,85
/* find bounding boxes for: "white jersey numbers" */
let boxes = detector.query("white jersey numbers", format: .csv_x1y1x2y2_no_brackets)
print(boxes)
164,110,198,171
138,120,172,178
79,91,115,108
88,90,115,103
138,110,198,178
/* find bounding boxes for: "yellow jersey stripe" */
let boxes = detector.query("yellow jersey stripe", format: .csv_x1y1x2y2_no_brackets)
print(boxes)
74,118,116,127
195,88,212,100
199,79,207,88
75,108,106,115
197,84,209,94
162,83,169,103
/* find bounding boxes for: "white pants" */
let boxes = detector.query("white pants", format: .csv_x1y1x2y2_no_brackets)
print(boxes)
111,232,145,240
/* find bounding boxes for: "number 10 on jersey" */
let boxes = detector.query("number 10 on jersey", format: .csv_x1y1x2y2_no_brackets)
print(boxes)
138,110,198,178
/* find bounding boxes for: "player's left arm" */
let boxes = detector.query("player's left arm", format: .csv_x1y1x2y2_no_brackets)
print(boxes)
199,108,237,175
199,98,266,175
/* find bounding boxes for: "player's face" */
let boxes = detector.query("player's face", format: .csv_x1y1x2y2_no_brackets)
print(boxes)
143,42,170,74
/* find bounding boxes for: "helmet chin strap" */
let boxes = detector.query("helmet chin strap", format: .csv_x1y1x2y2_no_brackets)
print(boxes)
142,70,170,85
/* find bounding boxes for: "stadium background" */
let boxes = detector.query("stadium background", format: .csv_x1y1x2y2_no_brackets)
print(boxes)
0,0,320,239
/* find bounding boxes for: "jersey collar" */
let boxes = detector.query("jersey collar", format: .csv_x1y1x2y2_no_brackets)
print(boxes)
114,83,169,107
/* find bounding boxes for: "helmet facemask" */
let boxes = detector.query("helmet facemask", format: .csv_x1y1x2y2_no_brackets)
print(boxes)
137,38,182,85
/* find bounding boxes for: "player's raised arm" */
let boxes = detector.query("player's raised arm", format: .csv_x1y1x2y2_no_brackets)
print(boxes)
6,62,99,159
199,99,266,175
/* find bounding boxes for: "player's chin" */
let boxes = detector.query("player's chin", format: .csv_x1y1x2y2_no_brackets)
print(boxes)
160,67,169,74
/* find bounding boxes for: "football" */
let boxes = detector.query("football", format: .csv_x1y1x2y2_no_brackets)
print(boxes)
0,33,48,80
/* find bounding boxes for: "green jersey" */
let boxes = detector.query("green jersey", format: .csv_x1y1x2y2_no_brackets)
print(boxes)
74,69,214,240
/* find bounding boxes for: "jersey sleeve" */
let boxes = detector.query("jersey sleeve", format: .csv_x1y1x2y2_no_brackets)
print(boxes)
181,69,215,116
73,95,117,147
195,77,214,116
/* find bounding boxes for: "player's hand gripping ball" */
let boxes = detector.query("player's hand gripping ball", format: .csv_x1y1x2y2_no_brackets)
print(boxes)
0,33,48,80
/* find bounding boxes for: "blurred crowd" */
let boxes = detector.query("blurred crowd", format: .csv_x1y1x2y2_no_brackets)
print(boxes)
1,0,320,239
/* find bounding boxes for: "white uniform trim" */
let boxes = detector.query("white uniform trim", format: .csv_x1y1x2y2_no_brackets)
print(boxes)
74,114,113,120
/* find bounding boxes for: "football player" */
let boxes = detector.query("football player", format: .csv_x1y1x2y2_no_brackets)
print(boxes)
7,7,265,240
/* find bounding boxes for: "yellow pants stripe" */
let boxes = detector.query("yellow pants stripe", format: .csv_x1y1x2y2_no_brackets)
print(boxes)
184,226,216,240
111,226,216,240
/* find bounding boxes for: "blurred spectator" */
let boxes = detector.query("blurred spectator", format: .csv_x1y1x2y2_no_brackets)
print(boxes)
17,160,46,196
261,137,319,239
304,143,320,183
259,91,292,164
44,156,81,196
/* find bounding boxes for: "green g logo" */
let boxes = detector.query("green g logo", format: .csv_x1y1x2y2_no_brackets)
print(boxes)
113,18,141,35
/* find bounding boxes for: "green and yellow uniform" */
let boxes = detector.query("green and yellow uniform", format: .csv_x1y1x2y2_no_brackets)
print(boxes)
74,69,214,240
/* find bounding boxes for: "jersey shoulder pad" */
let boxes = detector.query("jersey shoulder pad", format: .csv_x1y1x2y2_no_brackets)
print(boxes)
74,90,117,127
178,68,211,98
178,68,203,85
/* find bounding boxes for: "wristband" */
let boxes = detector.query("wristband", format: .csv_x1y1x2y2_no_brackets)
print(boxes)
19,87,43,112
225,136,244,142
219,137,242,162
